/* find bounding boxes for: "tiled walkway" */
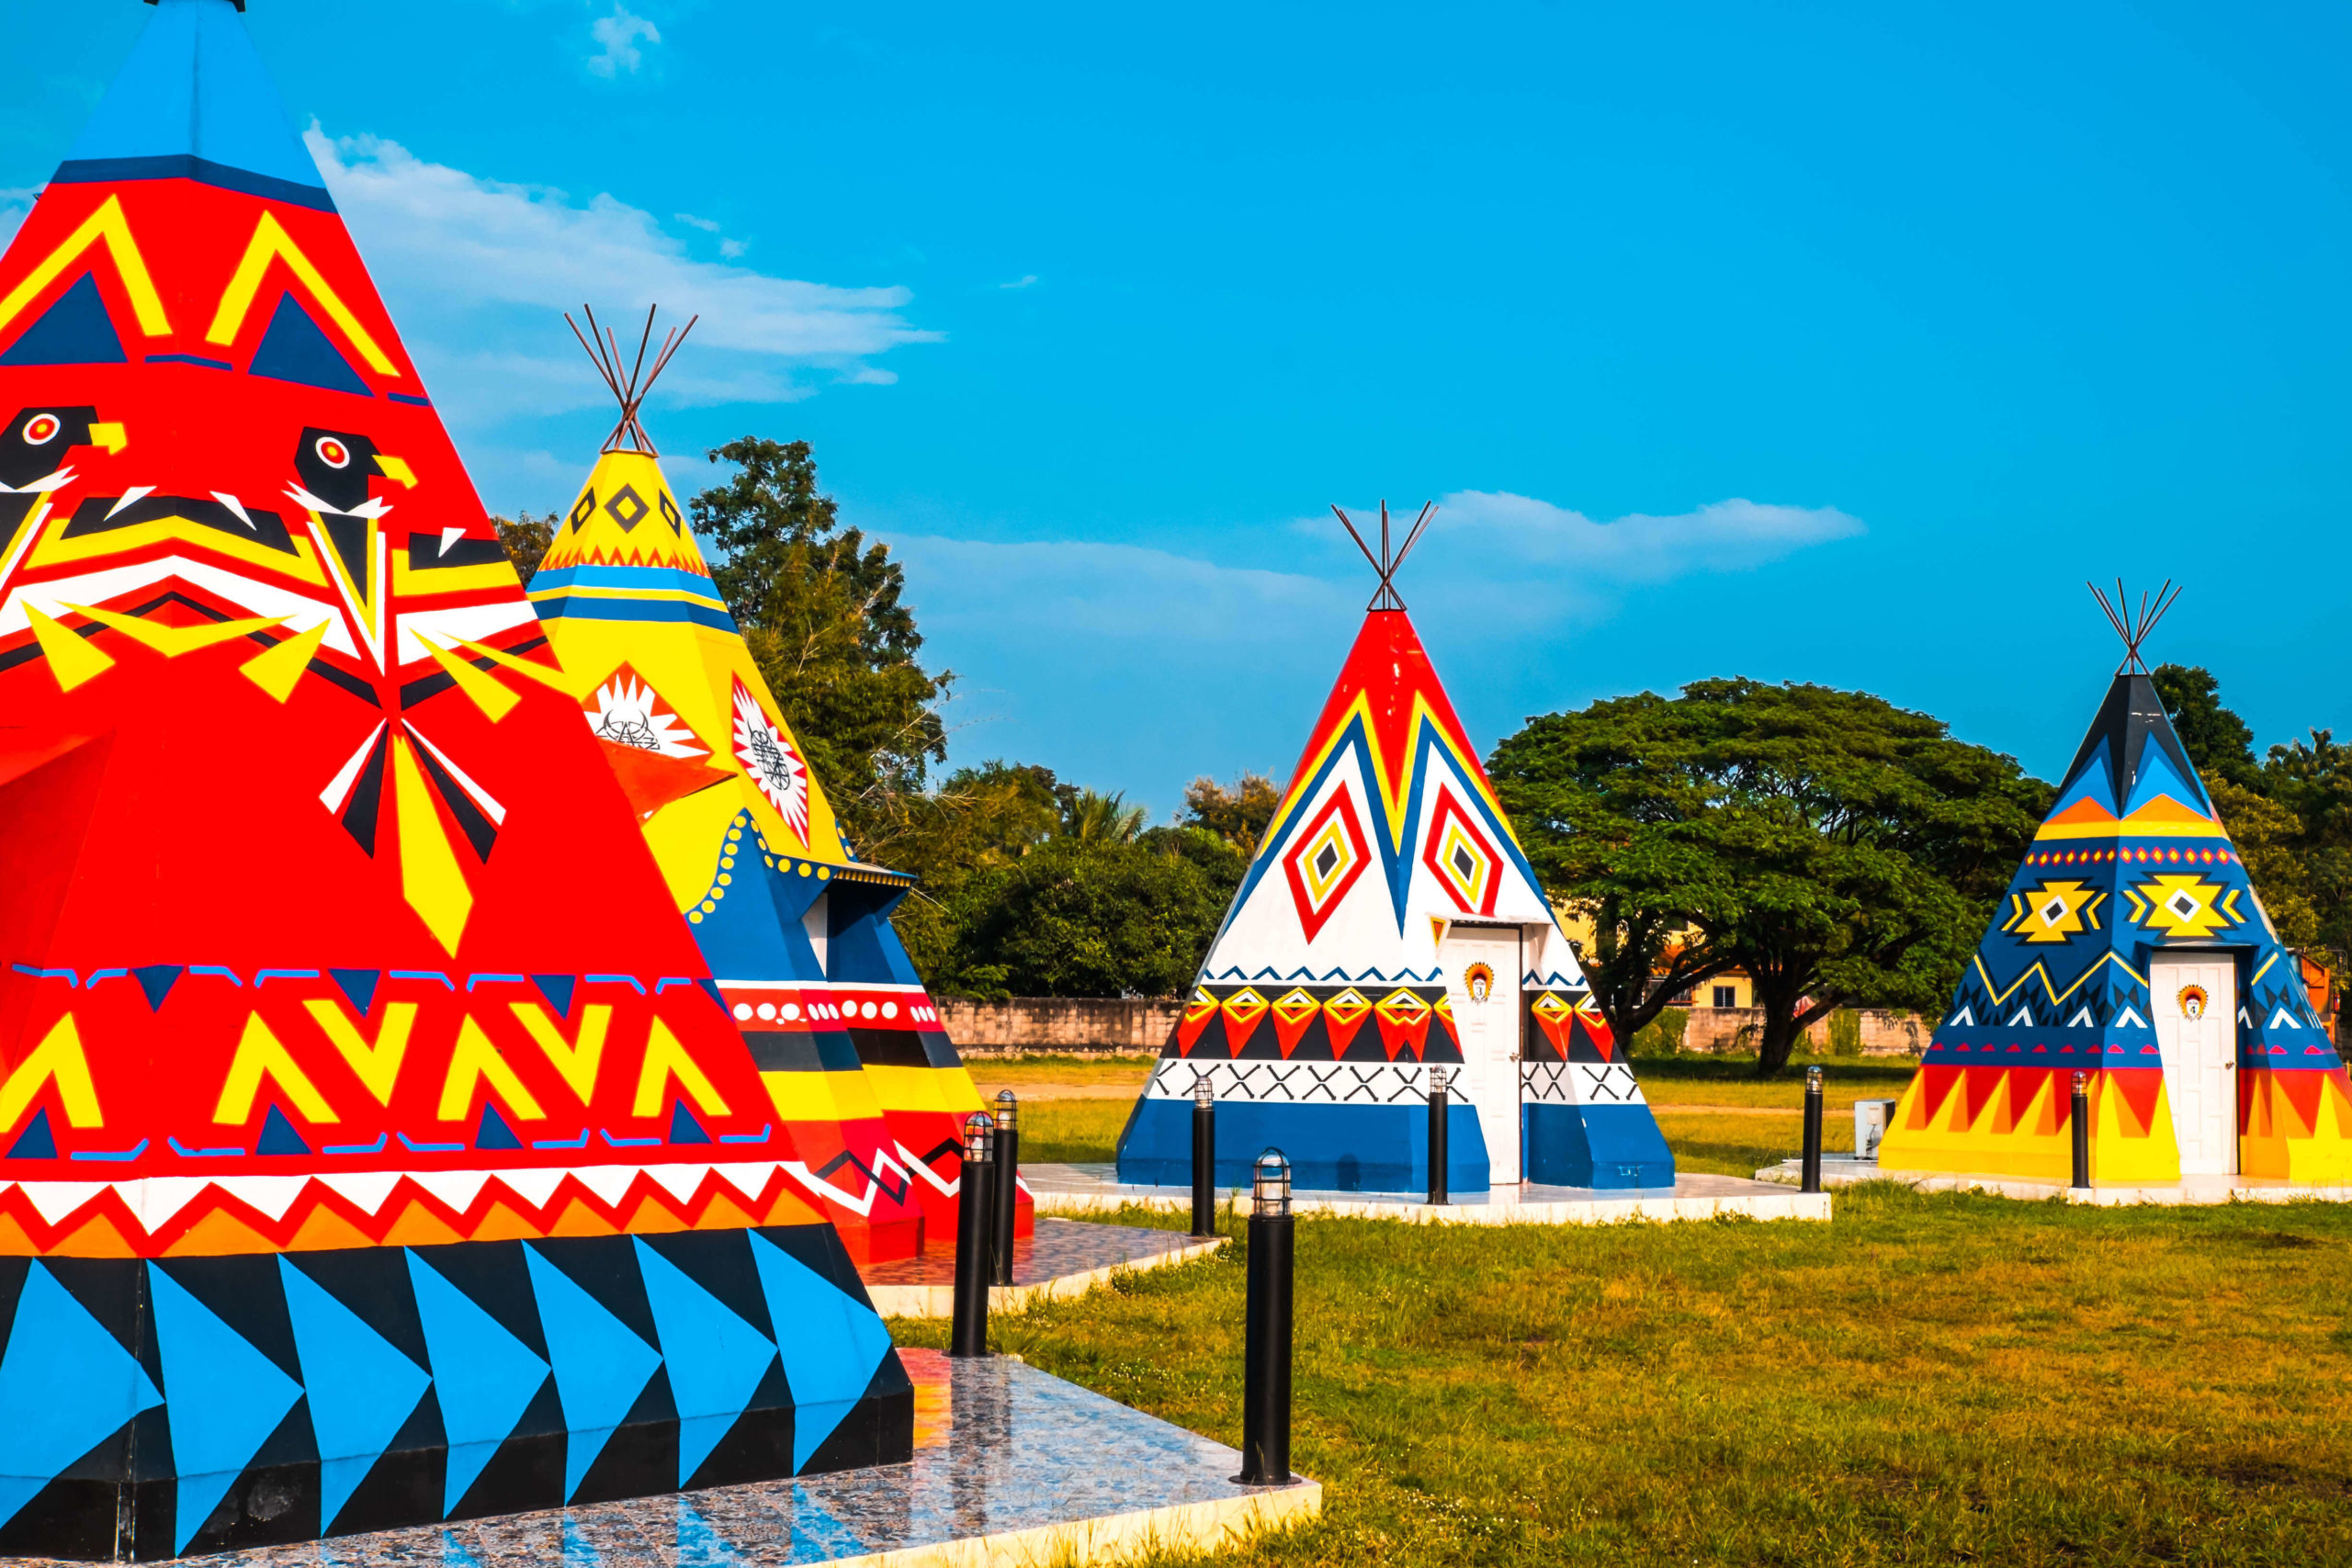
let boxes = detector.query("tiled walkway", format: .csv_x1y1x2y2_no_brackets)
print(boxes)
130,1350,1317,1568
857,1216,1224,1318
1026,1162,1831,1225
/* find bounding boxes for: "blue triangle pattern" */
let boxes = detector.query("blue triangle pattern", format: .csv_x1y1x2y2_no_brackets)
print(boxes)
150,1267,305,1553
0,275,126,367
519,1247,660,1500
132,964,184,1013
745,1233,891,1471
476,1104,523,1152
405,1253,549,1516
258,1104,311,1156
329,968,380,1018
633,1240,777,1486
666,1102,712,1145
0,1263,162,1530
2123,741,2206,818
248,294,372,397
6,1110,55,1160
2047,746,2116,819
277,1258,429,1530
531,975,577,1019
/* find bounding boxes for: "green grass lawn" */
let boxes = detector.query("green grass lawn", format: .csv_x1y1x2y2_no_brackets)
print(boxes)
895,1187,2352,1566
1633,1050,1919,1110
1002,1050,1897,1176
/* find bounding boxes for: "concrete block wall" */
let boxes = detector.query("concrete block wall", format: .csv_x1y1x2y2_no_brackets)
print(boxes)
940,998,1182,1056
1672,1006,1928,1057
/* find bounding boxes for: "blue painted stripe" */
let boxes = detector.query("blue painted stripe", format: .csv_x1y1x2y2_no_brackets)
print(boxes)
601,1131,661,1148
390,970,456,989
464,974,526,992
168,1138,244,1158
586,974,647,994
323,1134,390,1156
255,968,320,985
189,964,242,986
10,965,76,987
388,392,432,408
397,1133,465,1154
51,156,335,212
531,563,719,595
532,1130,591,1151
718,1125,775,1145
145,353,234,372
533,596,740,631
71,1139,150,1163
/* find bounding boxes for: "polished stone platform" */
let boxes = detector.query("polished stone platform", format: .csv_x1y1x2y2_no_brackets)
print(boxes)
857,1217,1223,1318
1027,1163,1830,1224
77,1349,1317,1568
1757,1154,2352,1206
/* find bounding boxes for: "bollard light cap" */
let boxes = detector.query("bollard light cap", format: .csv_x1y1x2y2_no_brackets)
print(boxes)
962,1111,997,1161
1252,1149,1292,1216
1806,1066,1824,1089
2072,1069,2087,1090
994,1087,1018,1132
1429,1064,1450,1095
1194,1070,1216,1108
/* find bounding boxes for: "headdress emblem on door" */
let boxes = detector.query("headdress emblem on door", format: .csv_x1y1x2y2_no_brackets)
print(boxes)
1464,962,1495,1004
2177,984,2209,1021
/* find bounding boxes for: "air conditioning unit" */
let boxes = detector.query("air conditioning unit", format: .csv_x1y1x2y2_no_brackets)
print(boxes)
1853,1099,1899,1162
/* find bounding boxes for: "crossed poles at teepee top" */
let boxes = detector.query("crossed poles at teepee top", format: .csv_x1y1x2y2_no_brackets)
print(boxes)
1331,500,1437,612
2087,577,2182,676
567,304,698,457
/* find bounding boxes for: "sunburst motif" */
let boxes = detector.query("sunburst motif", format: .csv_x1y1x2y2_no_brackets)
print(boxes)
731,678,810,839
584,667,705,758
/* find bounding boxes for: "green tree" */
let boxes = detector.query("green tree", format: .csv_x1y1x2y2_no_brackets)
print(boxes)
689,437,949,852
939,836,1235,998
1181,772,1283,855
1490,679,2052,1076
492,512,556,585
1057,788,1148,846
2258,729,2352,1029
2151,663,2261,791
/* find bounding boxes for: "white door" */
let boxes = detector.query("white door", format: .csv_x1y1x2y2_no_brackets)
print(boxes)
1442,926,1522,1185
2151,953,2237,1176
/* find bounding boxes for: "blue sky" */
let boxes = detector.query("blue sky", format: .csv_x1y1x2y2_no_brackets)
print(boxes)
10,2,2351,818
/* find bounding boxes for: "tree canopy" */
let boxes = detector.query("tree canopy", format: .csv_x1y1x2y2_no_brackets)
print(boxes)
1490,680,2052,1075
2151,662,2260,790
689,437,950,854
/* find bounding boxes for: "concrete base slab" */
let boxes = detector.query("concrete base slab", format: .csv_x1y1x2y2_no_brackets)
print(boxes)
859,1216,1223,1318
102,1349,1317,1568
1756,1155,2352,1206
1027,1163,1830,1224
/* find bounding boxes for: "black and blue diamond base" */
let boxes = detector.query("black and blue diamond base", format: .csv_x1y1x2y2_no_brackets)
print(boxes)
0,1226,912,1561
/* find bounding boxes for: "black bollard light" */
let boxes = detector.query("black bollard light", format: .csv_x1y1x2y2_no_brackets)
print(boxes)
1801,1065,1824,1194
992,1089,1021,1286
1237,1150,1295,1486
1427,1064,1451,1206
1191,1071,1217,1239
949,1111,996,1359
2071,1070,2091,1190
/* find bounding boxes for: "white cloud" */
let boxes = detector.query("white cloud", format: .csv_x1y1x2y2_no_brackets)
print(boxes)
1429,491,1864,582
673,212,720,232
589,5,661,78
305,127,936,422
899,536,1350,645
0,189,35,253
1000,275,1040,289
897,493,1863,655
